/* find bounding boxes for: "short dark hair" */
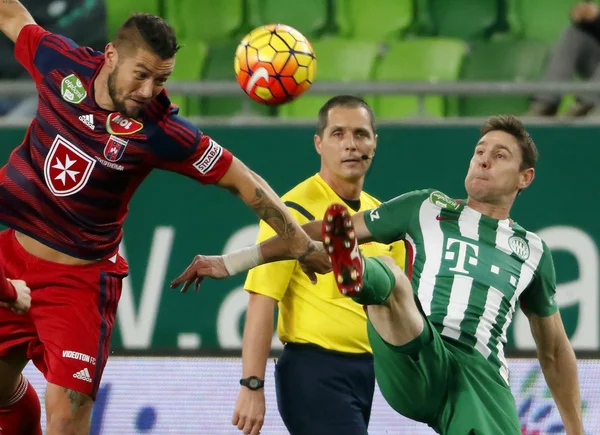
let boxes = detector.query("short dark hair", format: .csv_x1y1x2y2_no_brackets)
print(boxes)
316,95,376,137
481,115,538,170
113,13,181,60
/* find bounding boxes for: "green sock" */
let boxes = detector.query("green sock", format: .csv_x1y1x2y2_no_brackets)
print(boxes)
351,257,396,305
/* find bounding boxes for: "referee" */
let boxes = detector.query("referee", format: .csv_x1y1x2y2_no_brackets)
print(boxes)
232,95,406,435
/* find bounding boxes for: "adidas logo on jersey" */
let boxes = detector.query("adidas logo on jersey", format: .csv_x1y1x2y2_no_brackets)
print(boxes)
73,368,93,383
78,114,95,130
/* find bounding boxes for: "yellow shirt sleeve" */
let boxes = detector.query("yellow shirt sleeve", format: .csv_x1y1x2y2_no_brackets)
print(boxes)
243,208,309,301
388,240,407,270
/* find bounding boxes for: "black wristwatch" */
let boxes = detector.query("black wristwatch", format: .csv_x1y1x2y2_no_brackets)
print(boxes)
240,376,265,390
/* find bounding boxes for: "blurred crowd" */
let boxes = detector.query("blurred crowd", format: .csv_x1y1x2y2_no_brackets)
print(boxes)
529,1,600,117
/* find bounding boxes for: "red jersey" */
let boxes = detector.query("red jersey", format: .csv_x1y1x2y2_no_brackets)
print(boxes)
0,24,233,260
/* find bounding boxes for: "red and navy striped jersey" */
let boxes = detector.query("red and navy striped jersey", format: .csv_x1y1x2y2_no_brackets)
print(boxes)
0,24,233,260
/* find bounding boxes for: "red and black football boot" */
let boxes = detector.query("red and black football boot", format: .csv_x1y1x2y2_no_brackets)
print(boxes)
321,204,364,297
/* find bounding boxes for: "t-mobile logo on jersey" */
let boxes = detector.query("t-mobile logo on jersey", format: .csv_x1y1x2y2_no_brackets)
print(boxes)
444,237,479,274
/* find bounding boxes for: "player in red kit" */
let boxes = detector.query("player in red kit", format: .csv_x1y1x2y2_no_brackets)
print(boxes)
0,2,329,434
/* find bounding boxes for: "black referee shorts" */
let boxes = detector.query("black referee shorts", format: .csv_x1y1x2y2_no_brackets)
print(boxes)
274,342,375,435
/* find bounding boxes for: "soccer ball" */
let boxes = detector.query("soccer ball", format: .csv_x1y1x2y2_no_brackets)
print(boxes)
234,24,317,106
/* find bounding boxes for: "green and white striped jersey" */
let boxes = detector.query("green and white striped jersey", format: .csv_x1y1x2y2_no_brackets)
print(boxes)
364,189,557,383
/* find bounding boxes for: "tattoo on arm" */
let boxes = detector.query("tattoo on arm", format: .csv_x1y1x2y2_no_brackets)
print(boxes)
249,187,295,239
63,388,88,415
297,240,316,261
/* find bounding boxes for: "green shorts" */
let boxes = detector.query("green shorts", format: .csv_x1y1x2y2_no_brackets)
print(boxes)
368,315,521,435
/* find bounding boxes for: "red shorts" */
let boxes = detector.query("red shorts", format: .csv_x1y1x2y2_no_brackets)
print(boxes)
0,229,128,399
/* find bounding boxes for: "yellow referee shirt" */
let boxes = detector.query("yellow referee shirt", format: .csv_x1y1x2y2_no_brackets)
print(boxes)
244,174,406,354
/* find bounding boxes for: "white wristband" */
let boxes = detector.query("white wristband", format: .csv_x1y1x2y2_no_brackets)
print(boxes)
222,245,264,276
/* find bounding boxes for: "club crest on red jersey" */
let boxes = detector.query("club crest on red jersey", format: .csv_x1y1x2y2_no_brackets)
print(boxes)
106,113,143,135
44,135,96,197
104,135,129,162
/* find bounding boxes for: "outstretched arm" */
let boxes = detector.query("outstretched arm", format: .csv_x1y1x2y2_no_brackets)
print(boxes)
527,311,583,435
216,157,316,261
170,190,428,291
0,0,36,43
169,158,332,292
169,210,370,292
